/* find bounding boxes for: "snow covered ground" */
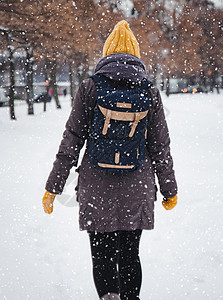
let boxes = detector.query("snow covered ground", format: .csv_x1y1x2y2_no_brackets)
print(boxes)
0,92,222,300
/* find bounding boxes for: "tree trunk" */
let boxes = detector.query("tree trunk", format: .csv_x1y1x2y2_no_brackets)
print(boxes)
9,47,16,120
43,68,50,112
160,75,164,91
50,61,61,109
44,73,48,112
152,63,157,87
215,75,220,94
200,70,205,87
69,64,75,106
210,74,214,93
25,47,34,115
166,76,170,97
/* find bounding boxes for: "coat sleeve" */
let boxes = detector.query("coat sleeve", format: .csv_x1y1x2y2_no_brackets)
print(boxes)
45,78,96,194
146,87,178,198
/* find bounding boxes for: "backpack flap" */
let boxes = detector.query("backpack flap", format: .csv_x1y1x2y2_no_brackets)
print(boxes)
98,106,148,137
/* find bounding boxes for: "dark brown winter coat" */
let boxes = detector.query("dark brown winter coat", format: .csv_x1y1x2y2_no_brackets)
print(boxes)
46,53,177,232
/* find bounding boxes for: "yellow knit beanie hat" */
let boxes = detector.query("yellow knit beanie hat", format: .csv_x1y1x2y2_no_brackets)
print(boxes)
103,20,140,58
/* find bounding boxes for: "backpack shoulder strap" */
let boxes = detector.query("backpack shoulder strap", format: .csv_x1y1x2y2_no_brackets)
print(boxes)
90,74,113,89
140,78,153,90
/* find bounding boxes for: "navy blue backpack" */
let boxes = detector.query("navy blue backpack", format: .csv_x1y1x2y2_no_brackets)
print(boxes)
88,74,152,172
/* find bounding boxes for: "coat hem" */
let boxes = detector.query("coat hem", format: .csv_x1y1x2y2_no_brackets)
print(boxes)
79,224,154,233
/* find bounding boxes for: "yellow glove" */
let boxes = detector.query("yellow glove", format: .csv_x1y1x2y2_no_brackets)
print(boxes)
42,191,56,214
162,195,178,210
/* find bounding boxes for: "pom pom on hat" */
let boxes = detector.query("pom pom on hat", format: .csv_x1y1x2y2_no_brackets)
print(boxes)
103,20,140,58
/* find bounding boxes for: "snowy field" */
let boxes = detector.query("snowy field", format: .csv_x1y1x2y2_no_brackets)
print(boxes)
0,91,223,300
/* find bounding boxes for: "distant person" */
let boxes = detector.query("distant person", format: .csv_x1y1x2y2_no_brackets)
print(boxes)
63,88,67,97
49,88,53,99
42,20,178,300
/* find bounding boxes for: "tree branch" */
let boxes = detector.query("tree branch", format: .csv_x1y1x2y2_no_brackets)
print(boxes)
0,5,55,17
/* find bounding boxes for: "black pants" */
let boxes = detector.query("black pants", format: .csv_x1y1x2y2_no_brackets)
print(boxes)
88,230,142,300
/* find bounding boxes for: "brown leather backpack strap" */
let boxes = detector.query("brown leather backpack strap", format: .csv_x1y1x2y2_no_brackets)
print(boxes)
129,112,141,137
102,109,111,135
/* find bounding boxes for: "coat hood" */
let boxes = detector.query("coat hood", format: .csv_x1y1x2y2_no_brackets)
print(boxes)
94,53,147,83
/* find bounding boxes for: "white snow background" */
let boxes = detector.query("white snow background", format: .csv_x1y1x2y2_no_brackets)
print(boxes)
0,92,222,300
